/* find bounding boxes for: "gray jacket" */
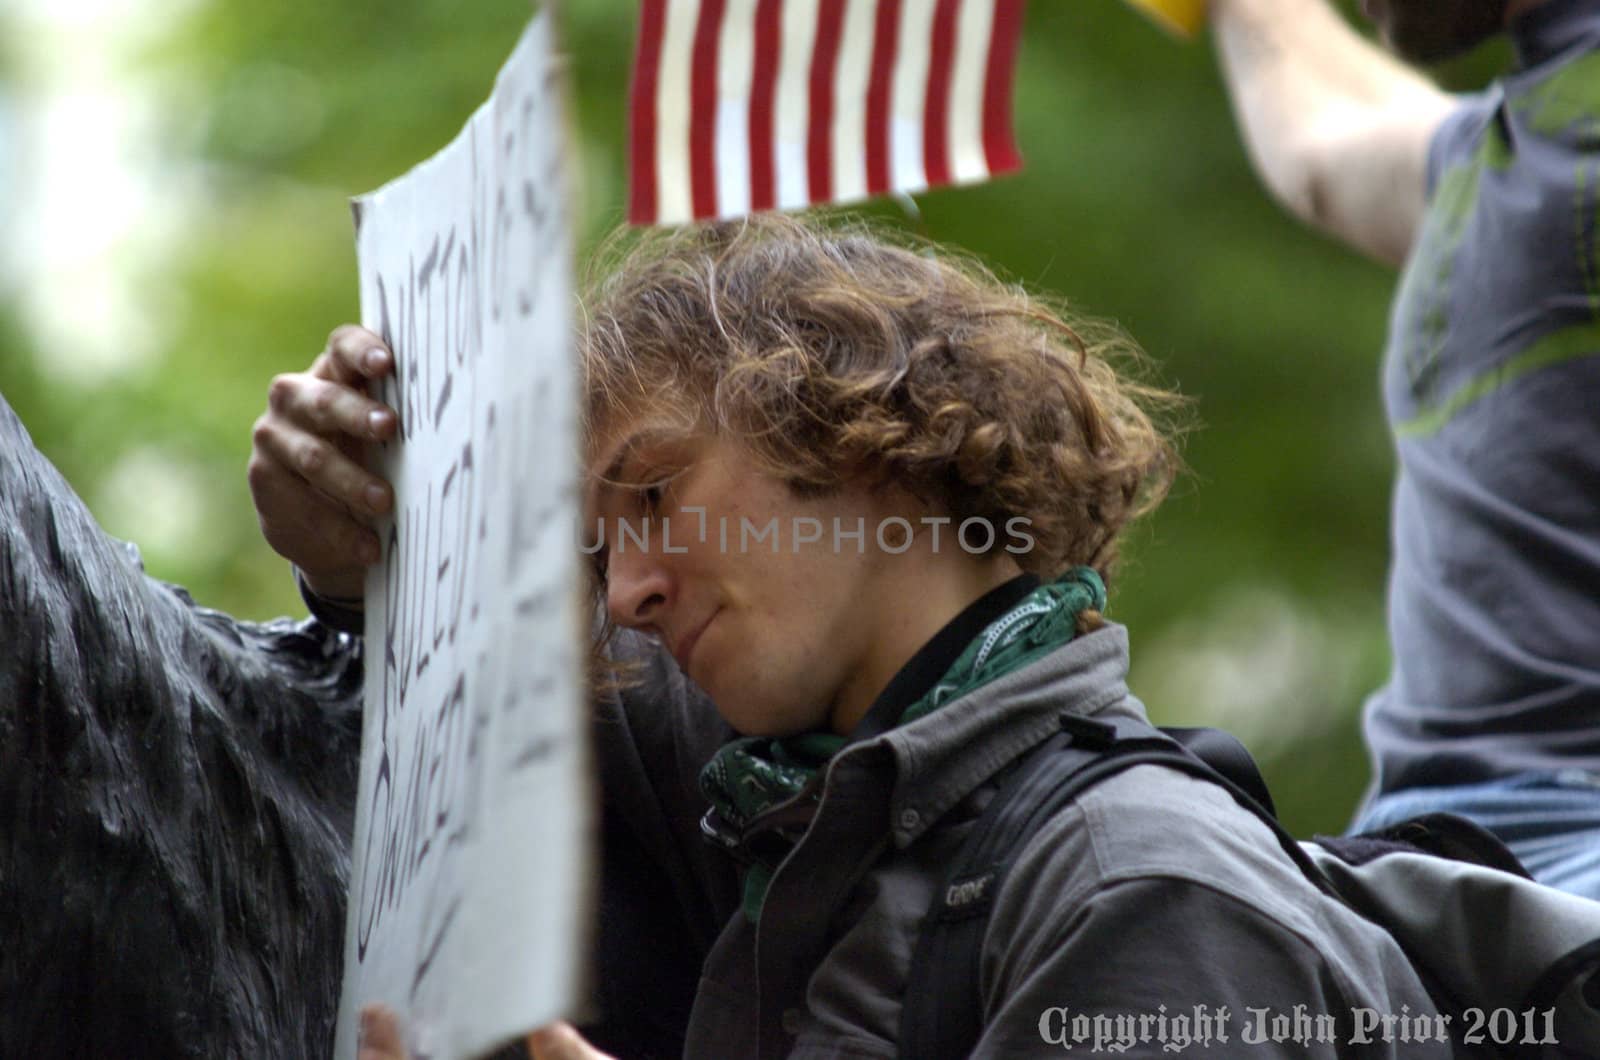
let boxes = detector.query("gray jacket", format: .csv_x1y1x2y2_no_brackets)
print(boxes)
607,624,1449,1058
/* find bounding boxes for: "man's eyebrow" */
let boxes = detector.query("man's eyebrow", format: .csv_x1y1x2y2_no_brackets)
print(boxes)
598,431,646,489
595,428,678,494
584,441,630,524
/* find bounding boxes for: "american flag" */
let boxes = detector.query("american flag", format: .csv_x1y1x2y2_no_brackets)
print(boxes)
628,0,1025,226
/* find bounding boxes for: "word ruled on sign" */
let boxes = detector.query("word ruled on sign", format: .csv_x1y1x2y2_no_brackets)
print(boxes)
333,14,587,1060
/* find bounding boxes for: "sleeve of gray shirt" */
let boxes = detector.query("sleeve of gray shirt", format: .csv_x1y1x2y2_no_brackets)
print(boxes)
1424,90,1499,194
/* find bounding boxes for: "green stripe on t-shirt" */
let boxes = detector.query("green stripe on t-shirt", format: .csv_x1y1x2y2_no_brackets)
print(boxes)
1394,323,1600,439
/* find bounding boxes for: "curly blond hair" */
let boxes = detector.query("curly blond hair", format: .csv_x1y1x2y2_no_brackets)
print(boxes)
583,212,1181,583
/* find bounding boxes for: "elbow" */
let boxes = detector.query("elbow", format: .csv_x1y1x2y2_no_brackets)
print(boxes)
1268,143,1414,267
1260,140,1339,233
1293,167,1344,237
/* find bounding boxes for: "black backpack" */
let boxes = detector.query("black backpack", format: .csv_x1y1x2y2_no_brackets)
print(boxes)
899,711,1600,1058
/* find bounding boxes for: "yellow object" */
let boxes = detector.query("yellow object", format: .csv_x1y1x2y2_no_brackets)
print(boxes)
1123,0,1207,37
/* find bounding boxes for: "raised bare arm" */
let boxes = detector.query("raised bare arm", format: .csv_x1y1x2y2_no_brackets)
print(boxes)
1209,0,1456,266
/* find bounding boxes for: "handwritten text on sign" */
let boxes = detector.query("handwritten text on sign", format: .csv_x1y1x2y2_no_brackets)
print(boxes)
334,15,587,1060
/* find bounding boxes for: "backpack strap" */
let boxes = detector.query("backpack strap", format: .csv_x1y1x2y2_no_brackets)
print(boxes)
898,710,1326,1059
1162,725,1277,818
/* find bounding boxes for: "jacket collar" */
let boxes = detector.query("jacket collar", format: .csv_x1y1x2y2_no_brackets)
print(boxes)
837,622,1143,848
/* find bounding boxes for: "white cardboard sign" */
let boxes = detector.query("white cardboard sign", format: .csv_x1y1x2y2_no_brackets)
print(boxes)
334,14,588,1059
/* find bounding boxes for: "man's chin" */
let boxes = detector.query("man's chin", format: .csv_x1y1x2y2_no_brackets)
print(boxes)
713,695,799,740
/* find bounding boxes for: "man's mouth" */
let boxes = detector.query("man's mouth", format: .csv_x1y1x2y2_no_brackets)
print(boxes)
673,611,717,677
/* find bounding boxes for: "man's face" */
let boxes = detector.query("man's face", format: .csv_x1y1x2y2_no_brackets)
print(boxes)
1360,0,1510,63
586,423,919,738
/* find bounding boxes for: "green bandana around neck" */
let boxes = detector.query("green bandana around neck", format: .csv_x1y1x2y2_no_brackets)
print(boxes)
698,566,1107,922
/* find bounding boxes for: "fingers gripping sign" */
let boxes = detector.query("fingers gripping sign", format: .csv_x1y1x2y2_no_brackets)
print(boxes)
357,1005,410,1060
525,1022,618,1060
356,1007,616,1060
248,324,402,601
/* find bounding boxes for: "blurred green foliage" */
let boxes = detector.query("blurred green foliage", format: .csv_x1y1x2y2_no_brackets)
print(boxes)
0,0,1515,835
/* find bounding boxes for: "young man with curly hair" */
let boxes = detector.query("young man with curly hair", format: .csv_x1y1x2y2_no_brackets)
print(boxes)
253,215,1444,1059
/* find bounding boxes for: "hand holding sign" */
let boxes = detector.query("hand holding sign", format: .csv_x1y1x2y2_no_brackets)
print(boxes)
248,324,399,600
356,1007,616,1060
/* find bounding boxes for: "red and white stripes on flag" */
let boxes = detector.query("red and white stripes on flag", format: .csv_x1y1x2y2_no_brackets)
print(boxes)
628,0,1025,226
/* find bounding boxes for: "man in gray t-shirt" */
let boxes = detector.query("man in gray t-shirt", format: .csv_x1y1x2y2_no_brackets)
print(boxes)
1209,0,1600,898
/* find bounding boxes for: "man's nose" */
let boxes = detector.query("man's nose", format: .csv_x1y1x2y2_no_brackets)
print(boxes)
605,545,672,631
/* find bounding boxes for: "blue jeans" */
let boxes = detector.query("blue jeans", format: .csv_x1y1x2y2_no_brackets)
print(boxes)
1350,770,1600,902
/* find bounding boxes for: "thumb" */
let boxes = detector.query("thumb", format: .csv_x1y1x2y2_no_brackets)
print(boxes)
358,1004,410,1060
525,1021,615,1060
